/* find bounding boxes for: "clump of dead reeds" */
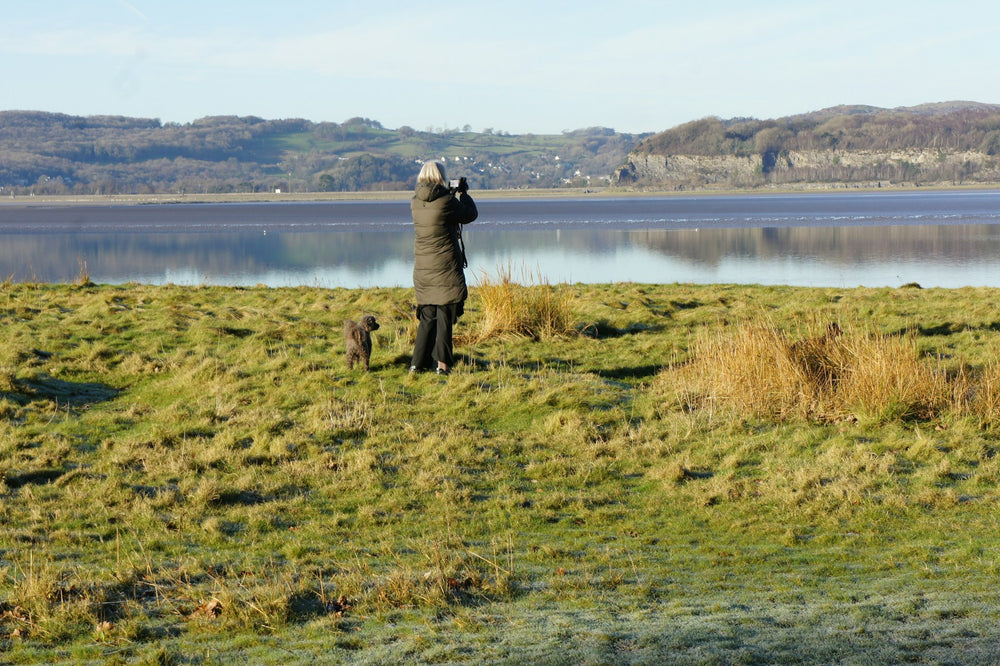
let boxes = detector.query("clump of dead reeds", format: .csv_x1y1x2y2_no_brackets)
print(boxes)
470,263,574,341
668,319,952,422
834,329,951,421
969,359,1000,425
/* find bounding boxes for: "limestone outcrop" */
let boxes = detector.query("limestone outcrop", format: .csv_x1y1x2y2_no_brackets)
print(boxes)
615,148,1000,189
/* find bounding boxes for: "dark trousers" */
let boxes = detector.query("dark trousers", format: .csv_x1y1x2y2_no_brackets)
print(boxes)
411,303,462,369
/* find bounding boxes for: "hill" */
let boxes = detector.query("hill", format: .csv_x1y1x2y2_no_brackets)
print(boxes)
0,112,644,195
615,101,1000,189
6,103,1000,195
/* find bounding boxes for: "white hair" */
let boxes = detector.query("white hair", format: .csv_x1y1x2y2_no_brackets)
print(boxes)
417,161,447,186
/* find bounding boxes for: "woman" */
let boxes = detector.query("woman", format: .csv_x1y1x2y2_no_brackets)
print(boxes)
409,161,478,375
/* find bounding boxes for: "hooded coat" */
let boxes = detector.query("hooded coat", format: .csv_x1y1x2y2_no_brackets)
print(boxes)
411,182,478,305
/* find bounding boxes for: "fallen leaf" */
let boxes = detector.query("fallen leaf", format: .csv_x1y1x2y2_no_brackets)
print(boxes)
192,598,223,618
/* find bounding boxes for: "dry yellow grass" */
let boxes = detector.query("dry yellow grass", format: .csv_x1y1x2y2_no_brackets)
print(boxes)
668,318,959,422
469,263,574,342
970,359,1000,424
835,328,951,421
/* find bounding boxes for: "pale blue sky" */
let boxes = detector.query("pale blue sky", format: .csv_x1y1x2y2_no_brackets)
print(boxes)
2,0,997,134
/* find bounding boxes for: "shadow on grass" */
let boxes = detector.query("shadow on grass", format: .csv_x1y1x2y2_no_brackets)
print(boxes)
578,321,666,339
897,321,1000,337
3,373,120,408
5,467,68,488
595,366,663,381
454,345,663,380
2,374,118,490
213,489,267,506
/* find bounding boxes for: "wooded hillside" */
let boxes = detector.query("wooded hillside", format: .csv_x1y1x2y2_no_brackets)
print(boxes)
0,112,643,195
6,103,1000,195
616,102,1000,188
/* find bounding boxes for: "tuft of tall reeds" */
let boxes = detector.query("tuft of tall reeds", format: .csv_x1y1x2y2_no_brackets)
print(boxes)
667,318,952,422
74,257,93,287
835,328,951,422
969,359,1000,425
470,263,574,341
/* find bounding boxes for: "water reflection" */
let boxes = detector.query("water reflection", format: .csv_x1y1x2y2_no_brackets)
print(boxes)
465,225,1000,288
3,193,1000,288
1,223,999,289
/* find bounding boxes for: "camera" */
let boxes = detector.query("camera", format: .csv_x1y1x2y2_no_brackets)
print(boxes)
448,176,468,194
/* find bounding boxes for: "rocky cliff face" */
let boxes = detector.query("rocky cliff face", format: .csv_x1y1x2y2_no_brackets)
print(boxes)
614,148,1000,188
615,153,761,187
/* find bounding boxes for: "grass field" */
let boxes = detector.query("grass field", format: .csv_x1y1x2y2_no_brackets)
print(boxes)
2,277,1000,664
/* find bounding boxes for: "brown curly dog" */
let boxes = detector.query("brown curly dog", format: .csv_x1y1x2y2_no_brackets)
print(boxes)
344,314,380,371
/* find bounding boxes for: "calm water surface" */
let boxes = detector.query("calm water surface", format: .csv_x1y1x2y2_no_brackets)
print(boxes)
2,190,1000,288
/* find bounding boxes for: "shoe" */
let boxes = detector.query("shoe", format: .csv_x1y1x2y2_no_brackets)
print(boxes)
436,367,450,376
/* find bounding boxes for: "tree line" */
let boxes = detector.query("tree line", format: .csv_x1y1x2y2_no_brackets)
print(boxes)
635,103,1000,157
0,112,643,195
8,104,1000,195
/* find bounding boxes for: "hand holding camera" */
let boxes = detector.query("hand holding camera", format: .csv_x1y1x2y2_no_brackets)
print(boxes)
449,177,469,194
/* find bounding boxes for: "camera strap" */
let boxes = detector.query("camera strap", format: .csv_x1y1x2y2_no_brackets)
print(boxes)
457,226,468,269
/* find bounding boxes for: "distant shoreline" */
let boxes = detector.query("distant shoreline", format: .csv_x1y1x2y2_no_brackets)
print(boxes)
2,182,997,207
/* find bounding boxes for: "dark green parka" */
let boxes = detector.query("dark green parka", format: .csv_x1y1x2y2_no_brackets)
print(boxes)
411,182,478,305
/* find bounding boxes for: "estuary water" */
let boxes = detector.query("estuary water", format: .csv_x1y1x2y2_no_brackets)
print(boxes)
2,189,1000,288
